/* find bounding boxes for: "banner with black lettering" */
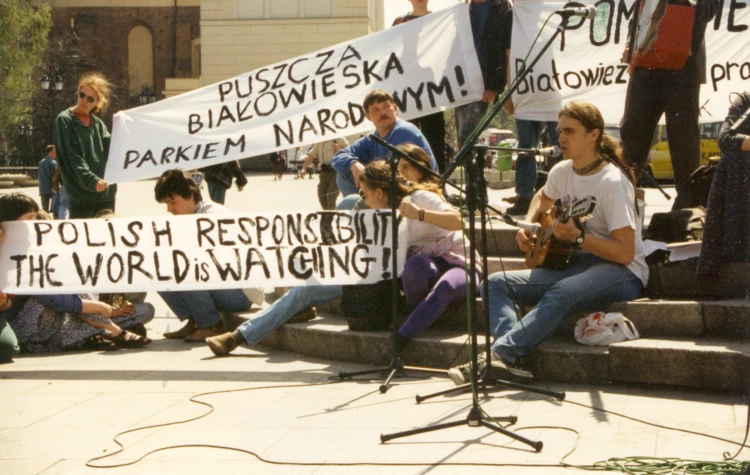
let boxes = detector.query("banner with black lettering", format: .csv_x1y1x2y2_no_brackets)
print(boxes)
511,0,750,124
0,210,406,295
104,4,483,183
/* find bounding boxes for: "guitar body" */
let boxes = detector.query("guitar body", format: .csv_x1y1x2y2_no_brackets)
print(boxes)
524,196,597,271
525,207,575,270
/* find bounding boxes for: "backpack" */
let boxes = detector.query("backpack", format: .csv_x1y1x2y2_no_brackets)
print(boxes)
685,157,719,208
340,279,403,331
644,207,705,243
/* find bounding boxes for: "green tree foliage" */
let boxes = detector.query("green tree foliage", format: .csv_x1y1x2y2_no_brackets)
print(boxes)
0,0,52,161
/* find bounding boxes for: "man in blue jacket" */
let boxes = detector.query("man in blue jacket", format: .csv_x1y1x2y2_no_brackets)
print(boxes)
37,145,58,212
332,89,436,199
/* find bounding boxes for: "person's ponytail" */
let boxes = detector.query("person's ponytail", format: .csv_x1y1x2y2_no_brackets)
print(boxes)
601,134,635,185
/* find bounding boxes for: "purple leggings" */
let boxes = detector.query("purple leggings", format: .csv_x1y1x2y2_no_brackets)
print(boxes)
398,254,476,339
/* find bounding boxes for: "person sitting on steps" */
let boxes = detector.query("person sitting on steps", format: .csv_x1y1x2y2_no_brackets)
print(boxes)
154,169,263,343
448,101,648,384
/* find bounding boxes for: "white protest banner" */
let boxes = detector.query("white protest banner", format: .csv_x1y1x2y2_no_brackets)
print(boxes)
105,4,483,184
511,0,750,124
0,210,407,295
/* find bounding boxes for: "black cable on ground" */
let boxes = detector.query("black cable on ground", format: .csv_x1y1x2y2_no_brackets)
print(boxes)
86,372,749,472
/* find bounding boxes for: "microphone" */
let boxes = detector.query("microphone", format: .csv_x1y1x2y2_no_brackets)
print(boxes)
555,6,597,19
517,146,561,159
728,105,750,135
513,220,542,236
537,146,561,158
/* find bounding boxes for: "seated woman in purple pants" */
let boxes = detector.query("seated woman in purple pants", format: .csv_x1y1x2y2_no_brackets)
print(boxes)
361,148,478,359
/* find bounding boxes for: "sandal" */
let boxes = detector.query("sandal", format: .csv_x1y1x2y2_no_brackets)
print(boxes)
127,323,148,337
111,330,152,349
85,334,119,352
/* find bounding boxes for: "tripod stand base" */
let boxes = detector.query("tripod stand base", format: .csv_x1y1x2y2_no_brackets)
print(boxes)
415,376,566,403
337,360,444,393
380,406,541,451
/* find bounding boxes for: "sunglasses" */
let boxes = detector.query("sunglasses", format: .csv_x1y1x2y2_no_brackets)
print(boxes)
358,190,368,200
78,91,97,103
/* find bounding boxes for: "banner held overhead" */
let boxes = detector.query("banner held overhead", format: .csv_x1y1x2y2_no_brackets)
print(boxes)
510,0,750,124
105,4,483,184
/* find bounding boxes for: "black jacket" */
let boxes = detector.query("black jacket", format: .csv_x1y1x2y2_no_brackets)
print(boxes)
203,161,248,190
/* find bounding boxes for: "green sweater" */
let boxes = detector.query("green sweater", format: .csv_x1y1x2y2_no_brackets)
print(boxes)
53,108,117,206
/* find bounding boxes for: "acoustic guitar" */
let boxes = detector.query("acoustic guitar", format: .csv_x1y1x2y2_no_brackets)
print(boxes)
524,196,597,270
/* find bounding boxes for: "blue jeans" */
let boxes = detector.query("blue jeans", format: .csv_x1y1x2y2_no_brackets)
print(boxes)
515,119,560,201
237,285,342,345
207,182,227,204
483,252,642,364
336,172,358,198
111,302,155,330
159,289,251,328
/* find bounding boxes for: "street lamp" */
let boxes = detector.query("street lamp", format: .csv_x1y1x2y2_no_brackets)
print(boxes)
138,85,158,105
17,123,34,167
41,71,63,145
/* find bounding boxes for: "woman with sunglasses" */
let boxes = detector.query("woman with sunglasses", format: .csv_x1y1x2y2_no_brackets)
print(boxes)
358,154,477,359
53,72,117,219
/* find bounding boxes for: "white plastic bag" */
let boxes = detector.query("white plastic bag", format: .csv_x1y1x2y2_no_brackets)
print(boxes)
243,287,266,307
574,312,640,346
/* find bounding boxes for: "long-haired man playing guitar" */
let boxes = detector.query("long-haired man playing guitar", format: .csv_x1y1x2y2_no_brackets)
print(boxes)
449,101,649,383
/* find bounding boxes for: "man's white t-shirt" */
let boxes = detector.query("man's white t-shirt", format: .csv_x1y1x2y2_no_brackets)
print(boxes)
544,161,649,286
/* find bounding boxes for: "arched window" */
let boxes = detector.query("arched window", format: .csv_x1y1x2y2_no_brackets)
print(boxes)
128,25,154,98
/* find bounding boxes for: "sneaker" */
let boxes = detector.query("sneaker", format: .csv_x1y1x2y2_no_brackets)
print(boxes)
447,354,533,385
447,356,488,386
491,356,534,379
206,332,239,356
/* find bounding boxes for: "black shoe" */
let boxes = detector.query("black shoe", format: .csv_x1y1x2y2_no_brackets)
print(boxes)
506,197,531,216
491,356,533,379
447,354,533,386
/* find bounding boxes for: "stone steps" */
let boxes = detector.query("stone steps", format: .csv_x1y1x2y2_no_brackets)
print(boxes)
311,295,750,340
239,297,750,392
255,310,750,392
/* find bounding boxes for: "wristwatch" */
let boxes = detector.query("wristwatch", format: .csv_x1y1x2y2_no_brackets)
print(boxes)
575,227,586,245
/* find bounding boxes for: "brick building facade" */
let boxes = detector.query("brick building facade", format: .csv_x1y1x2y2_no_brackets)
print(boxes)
46,0,200,123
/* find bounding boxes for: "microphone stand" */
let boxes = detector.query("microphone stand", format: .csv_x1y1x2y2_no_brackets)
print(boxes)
336,134,457,393
382,11,579,448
